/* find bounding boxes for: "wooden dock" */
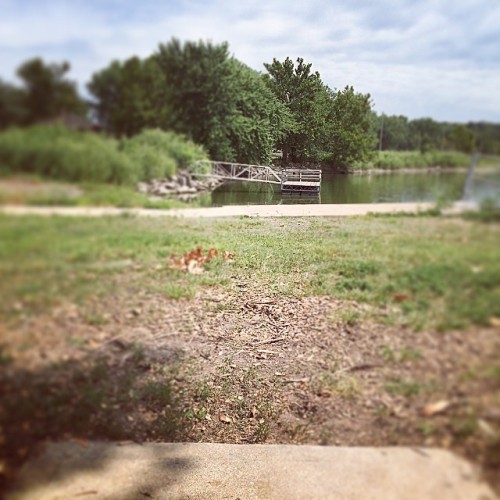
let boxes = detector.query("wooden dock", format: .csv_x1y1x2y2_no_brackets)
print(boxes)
281,168,322,194
191,161,322,195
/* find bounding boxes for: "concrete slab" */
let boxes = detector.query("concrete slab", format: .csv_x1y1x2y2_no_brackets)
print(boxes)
0,201,478,219
7,442,496,500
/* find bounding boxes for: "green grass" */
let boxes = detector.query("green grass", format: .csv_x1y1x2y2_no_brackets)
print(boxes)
0,215,498,331
0,180,204,209
0,125,207,185
353,150,471,170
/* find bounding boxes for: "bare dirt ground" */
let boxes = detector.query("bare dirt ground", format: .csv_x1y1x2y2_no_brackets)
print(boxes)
1,279,499,494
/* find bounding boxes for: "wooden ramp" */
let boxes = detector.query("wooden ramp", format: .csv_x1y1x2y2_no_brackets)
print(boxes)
190,161,322,194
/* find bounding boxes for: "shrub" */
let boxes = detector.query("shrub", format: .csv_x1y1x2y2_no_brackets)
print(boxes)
121,129,208,179
0,125,136,184
0,126,208,184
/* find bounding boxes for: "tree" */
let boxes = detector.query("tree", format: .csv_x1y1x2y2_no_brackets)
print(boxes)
155,39,289,163
325,86,374,170
0,79,28,129
263,57,331,162
374,114,411,151
446,124,476,153
17,58,84,123
408,118,443,152
88,56,166,136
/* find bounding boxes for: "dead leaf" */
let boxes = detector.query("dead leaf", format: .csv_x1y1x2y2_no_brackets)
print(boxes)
421,400,451,417
219,414,232,424
393,294,409,303
489,316,500,327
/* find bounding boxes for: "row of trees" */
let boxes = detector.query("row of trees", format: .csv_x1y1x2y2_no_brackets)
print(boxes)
1,39,499,170
0,40,376,170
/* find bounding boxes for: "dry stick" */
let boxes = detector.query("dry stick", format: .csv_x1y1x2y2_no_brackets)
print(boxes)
285,377,310,384
333,363,383,376
253,336,286,347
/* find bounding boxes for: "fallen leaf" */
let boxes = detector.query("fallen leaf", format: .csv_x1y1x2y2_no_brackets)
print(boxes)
421,400,451,417
489,316,500,327
393,294,409,303
219,414,232,424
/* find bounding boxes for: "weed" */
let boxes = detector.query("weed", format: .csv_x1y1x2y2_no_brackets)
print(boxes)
161,282,195,300
417,420,436,437
385,378,422,397
254,420,270,442
381,345,396,363
141,381,172,407
399,347,423,363
194,380,212,401
322,373,362,400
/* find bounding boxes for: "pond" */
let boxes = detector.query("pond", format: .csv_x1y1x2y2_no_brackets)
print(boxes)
209,171,498,206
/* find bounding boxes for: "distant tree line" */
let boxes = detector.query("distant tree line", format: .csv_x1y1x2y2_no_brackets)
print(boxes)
1,39,499,172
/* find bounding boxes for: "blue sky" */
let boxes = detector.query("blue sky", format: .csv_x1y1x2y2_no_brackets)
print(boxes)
1,0,499,122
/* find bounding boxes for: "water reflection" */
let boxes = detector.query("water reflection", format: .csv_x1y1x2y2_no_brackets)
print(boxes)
211,172,470,206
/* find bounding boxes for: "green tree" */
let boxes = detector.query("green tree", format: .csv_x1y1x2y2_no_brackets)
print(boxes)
155,39,289,163
88,56,166,136
446,124,476,153
409,118,443,152
375,114,411,151
17,58,84,123
263,57,331,162
325,86,374,170
0,80,28,129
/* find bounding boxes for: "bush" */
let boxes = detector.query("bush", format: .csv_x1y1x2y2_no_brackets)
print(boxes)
0,125,136,184
121,129,208,179
0,126,208,185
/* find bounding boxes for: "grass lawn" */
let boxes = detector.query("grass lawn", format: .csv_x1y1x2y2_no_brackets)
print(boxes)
1,213,499,495
1,214,498,331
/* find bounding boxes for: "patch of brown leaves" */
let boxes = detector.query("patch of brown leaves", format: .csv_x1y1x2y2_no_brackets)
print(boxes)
168,246,234,274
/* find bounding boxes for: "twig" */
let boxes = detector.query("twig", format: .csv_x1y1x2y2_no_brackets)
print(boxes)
254,336,286,346
334,363,383,376
285,377,310,384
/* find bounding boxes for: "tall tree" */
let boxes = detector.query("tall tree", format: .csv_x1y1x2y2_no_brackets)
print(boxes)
88,56,166,136
17,58,84,123
0,80,28,129
155,39,289,163
325,86,374,170
263,57,331,162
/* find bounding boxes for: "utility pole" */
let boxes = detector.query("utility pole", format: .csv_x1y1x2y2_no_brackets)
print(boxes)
379,113,384,152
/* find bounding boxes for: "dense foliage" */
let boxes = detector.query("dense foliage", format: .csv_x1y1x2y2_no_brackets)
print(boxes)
0,58,85,129
0,126,207,184
1,41,499,175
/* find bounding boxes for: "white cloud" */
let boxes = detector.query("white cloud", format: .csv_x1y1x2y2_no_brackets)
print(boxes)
0,0,499,121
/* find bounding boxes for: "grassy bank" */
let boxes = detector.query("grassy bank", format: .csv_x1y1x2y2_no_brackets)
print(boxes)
0,126,207,184
0,177,209,208
353,150,471,170
1,214,498,331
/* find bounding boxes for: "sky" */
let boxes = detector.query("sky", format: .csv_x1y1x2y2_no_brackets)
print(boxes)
1,0,499,123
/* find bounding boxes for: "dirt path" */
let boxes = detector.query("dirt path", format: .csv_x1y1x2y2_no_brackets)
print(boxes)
0,201,477,218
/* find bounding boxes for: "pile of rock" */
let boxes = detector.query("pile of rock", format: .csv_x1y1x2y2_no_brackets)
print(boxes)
137,171,223,201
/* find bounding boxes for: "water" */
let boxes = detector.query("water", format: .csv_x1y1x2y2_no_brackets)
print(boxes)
210,171,476,206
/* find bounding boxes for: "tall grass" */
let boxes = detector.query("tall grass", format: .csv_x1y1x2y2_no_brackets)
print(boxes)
0,125,208,185
353,151,471,170
122,129,207,181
